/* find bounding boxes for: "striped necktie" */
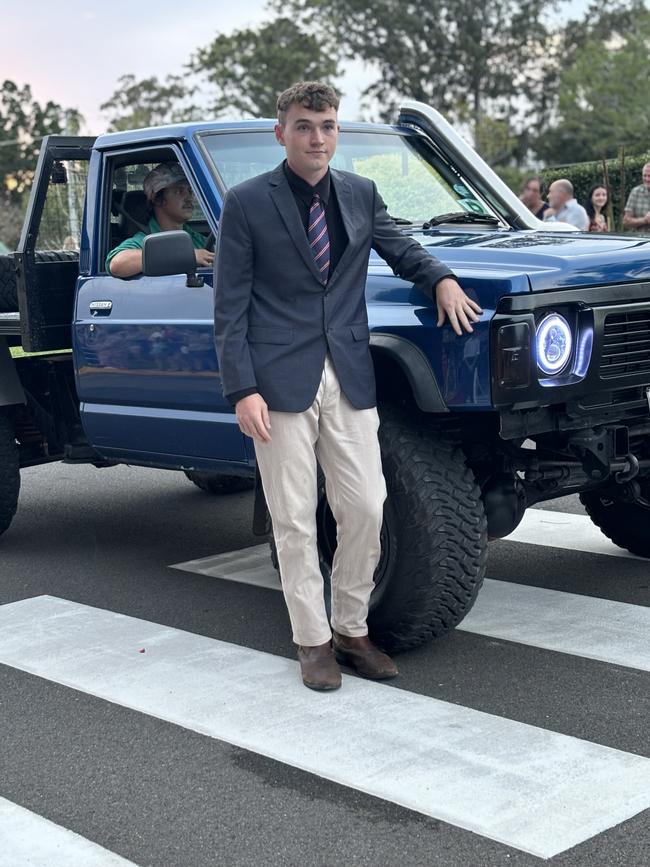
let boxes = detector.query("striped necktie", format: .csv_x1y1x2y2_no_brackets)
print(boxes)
308,193,330,283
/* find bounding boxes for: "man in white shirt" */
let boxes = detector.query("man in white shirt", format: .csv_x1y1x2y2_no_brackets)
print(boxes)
543,179,589,231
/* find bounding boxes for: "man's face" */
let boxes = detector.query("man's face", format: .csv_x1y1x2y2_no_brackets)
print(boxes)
521,180,541,206
642,164,650,191
158,181,194,223
548,182,569,210
275,104,339,179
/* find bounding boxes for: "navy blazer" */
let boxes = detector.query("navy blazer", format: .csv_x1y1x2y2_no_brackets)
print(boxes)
213,163,454,412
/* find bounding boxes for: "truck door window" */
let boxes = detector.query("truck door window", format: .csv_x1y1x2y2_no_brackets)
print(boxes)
34,159,88,252
105,155,211,274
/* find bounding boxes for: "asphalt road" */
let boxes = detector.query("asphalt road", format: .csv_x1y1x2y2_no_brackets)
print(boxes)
0,460,648,867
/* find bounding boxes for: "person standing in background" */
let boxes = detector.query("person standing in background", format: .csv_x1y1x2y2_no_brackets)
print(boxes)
543,179,589,230
520,177,549,220
623,162,650,235
586,184,610,233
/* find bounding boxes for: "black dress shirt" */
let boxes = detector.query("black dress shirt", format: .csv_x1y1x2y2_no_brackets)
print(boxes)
226,160,349,407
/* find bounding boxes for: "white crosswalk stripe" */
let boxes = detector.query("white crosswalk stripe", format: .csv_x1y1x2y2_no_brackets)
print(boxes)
459,580,650,671
503,507,645,559
3,506,649,862
170,523,650,672
0,796,139,866
0,594,649,860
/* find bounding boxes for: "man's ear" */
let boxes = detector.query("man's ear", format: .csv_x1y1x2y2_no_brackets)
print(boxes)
274,122,285,146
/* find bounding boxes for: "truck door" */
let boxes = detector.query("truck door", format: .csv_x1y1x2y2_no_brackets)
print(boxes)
73,144,248,469
15,135,96,352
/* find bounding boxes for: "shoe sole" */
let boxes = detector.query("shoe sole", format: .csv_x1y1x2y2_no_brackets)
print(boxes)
334,650,398,680
302,679,342,691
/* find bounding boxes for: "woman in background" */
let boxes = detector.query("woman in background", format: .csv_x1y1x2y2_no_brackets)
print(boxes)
586,184,610,232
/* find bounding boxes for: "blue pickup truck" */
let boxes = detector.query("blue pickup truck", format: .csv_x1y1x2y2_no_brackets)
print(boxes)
1,101,649,651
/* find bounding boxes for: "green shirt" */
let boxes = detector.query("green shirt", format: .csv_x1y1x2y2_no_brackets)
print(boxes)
105,217,207,272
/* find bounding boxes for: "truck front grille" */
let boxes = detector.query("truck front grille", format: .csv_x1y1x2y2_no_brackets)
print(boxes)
600,311,650,379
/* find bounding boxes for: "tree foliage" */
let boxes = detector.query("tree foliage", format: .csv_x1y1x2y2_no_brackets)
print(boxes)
100,74,201,132
536,1,650,164
190,17,339,118
272,0,556,133
1,80,82,200
0,80,82,248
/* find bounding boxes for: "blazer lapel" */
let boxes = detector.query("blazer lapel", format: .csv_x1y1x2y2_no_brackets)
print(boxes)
327,169,357,290
268,164,322,282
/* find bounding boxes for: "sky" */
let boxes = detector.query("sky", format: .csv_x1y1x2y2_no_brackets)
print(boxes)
3,0,592,136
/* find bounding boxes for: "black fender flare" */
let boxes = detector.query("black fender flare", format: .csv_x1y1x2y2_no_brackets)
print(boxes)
370,332,448,413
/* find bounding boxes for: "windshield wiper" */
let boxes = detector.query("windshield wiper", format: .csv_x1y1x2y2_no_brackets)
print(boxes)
423,211,500,229
388,215,415,225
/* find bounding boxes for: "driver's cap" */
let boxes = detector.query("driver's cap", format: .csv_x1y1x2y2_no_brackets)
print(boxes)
143,162,188,201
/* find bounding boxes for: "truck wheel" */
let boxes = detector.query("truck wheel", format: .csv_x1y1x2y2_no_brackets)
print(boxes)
269,406,488,652
0,408,20,537
184,470,255,495
0,251,79,314
580,485,650,558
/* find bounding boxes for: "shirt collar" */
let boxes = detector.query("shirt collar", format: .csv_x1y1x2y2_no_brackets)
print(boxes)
283,159,330,205
148,215,191,233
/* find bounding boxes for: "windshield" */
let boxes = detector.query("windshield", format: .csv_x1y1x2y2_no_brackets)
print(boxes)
199,129,494,225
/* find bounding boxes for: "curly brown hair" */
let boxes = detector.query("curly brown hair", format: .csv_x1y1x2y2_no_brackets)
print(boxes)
276,81,340,124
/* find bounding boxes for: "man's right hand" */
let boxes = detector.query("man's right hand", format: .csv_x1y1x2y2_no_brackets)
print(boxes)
235,393,272,443
195,248,215,267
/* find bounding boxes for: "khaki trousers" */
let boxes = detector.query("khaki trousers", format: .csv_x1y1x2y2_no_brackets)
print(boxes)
253,352,387,646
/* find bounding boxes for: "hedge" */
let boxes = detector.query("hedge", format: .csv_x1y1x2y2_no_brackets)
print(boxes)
541,153,650,232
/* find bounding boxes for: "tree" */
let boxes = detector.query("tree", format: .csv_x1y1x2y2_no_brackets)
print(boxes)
272,0,557,134
0,80,82,201
100,74,201,132
190,17,339,118
536,2,650,164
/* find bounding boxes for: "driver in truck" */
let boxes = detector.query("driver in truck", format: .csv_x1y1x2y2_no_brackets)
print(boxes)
106,161,214,277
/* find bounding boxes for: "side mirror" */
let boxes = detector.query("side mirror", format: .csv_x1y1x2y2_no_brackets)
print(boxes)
142,231,204,287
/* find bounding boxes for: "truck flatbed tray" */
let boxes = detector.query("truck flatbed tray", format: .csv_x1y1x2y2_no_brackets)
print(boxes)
0,312,21,336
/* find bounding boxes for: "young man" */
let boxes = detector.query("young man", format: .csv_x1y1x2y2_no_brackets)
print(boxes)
214,82,481,691
106,162,214,277
623,162,650,235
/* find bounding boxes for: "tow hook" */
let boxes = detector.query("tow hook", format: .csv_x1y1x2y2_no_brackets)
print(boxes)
615,453,640,484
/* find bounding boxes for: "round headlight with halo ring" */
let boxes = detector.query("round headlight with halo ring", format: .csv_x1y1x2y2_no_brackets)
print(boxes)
536,313,573,376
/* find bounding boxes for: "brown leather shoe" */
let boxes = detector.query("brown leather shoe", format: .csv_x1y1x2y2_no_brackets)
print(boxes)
297,641,342,691
332,631,398,680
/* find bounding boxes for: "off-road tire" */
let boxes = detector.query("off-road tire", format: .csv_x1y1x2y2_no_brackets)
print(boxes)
0,408,20,538
269,405,488,652
0,250,79,313
184,470,255,495
580,486,650,558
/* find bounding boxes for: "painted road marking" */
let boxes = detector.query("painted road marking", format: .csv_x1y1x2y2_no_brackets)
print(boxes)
0,796,139,866
459,580,650,671
172,544,279,590
0,595,648,860
504,508,645,559
171,542,650,672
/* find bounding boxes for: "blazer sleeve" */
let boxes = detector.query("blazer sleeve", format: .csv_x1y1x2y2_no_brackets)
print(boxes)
213,188,258,399
370,181,456,301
